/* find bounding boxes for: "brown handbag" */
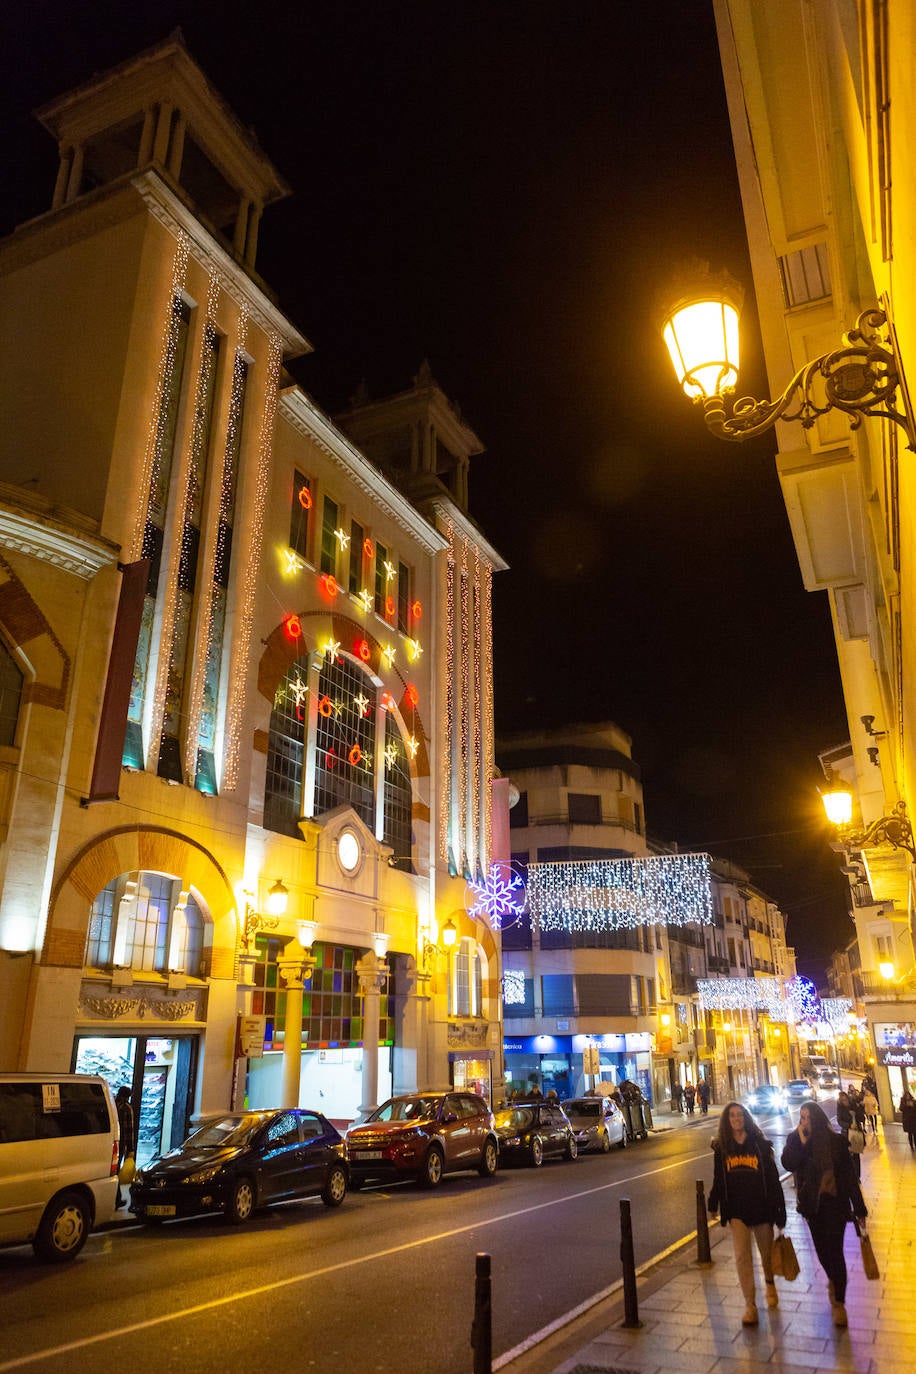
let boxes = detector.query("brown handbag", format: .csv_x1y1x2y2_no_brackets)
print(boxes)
772,1231,800,1281
855,1219,880,1280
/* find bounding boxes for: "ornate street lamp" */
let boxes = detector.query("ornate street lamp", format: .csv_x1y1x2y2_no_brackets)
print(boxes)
820,785,916,863
661,263,916,448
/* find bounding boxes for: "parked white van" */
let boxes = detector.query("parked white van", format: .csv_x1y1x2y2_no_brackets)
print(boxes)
0,1073,119,1262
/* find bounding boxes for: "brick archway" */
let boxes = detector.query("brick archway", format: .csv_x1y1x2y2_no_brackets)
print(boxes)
45,827,239,978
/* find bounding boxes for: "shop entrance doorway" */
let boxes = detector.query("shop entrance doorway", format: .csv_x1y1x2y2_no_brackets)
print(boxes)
72,1034,198,1164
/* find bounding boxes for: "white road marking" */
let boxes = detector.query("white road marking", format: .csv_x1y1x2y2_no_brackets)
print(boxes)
0,1148,713,1371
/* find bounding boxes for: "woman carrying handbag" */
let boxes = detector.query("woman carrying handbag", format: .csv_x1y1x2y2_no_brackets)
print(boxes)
781,1101,868,1327
708,1102,787,1327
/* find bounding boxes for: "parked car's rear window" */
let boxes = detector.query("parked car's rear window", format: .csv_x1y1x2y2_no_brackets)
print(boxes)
565,1100,600,1118
495,1107,536,1130
371,1097,439,1123
0,1082,109,1143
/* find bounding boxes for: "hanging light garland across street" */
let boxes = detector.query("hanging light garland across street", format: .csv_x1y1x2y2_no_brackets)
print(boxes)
525,852,713,932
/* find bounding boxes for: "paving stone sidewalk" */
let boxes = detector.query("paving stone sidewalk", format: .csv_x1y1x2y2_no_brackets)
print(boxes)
501,1122,913,1374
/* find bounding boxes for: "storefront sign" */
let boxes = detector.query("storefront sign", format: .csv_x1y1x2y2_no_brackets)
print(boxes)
877,1045,916,1068
874,1022,916,1050
625,1033,652,1052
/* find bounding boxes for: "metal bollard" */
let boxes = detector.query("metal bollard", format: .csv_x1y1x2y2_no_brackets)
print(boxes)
619,1198,642,1328
695,1179,713,1266
471,1251,492,1374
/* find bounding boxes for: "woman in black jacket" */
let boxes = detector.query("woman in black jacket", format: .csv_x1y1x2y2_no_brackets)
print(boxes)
708,1102,787,1327
781,1101,867,1327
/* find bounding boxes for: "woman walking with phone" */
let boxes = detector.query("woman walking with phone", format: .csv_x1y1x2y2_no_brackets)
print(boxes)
781,1101,867,1327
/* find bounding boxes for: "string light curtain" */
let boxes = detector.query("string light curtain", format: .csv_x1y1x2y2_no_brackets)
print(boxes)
526,852,713,932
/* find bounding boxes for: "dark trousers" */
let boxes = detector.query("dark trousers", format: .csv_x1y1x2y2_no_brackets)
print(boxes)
805,1199,850,1303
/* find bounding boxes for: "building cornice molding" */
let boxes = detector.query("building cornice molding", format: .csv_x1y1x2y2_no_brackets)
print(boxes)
132,171,310,357
278,388,449,555
0,493,119,580
425,495,508,572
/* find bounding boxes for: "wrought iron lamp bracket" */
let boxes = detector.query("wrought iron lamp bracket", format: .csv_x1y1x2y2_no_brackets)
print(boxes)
842,800,916,863
699,309,916,449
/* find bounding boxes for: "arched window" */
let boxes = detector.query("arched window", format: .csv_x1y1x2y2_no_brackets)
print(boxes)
313,655,376,829
450,937,483,1017
0,640,24,747
85,871,206,976
264,651,414,872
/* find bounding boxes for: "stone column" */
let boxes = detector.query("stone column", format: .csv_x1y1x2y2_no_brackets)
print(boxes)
277,938,315,1109
357,951,390,1116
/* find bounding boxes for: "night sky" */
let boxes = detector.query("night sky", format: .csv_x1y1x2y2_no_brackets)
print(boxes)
0,1,852,976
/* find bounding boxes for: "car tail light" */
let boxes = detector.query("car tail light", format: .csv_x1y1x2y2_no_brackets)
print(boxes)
110,1140,119,1177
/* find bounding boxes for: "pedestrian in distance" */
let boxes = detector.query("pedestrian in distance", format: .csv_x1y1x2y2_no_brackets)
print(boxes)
781,1101,867,1328
683,1082,696,1115
115,1086,134,1209
836,1091,863,1179
862,1087,879,1137
697,1078,710,1115
707,1101,787,1327
672,1081,683,1114
899,1090,916,1150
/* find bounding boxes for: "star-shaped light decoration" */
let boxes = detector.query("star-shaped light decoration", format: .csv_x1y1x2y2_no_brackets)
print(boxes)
384,560,397,582
334,527,350,549
381,643,396,669
358,588,373,613
354,692,370,717
384,741,399,770
290,673,308,717
465,862,526,931
283,549,305,576
406,638,423,663
321,637,341,663
405,734,419,759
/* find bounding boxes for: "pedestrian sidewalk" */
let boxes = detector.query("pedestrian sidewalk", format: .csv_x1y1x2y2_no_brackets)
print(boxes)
500,1123,914,1374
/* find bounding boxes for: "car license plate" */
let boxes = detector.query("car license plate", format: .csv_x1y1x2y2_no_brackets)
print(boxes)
145,1204,176,1217
356,1150,383,1160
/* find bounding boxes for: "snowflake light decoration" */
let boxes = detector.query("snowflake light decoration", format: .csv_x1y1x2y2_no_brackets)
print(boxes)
465,862,526,931
503,969,526,1006
785,975,820,1023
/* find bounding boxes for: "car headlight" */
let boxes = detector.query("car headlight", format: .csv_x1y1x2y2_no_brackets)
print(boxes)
184,1164,224,1184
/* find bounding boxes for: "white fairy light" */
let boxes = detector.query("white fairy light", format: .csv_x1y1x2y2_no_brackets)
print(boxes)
443,523,456,868
459,538,471,874
223,328,282,789
481,559,494,868
821,996,853,1030
503,969,526,1006
472,543,483,876
527,852,714,932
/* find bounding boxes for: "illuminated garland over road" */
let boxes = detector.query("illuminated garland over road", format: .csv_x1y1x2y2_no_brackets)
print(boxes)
697,976,790,1019
526,852,713,931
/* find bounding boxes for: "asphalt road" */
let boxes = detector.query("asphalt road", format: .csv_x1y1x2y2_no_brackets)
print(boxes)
0,1107,805,1374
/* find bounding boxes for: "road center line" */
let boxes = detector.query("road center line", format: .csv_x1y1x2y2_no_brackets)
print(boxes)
0,1148,712,1372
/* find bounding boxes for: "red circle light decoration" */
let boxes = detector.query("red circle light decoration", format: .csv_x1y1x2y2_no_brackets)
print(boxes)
318,695,333,717
385,595,395,618
405,683,419,708
298,485,312,510
284,613,302,640
320,573,339,598
363,537,374,558
356,638,371,661
348,743,362,766
411,599,423,621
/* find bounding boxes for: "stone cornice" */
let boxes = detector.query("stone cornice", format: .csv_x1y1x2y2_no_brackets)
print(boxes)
132,171,310,357
278,388,449,556
0,492,119,579
425,494,508,572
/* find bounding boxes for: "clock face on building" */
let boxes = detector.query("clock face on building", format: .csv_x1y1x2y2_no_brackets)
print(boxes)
337,830,361,874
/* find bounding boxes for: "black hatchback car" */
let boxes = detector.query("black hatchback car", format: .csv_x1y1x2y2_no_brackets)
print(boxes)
493,1100,577,1167
130,1108,348,1224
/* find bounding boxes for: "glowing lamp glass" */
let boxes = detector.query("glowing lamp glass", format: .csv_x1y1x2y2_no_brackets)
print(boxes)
821,787,853,827
662,298,740,401
879,960,895,981
266,879,288,916
441,918,458,949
